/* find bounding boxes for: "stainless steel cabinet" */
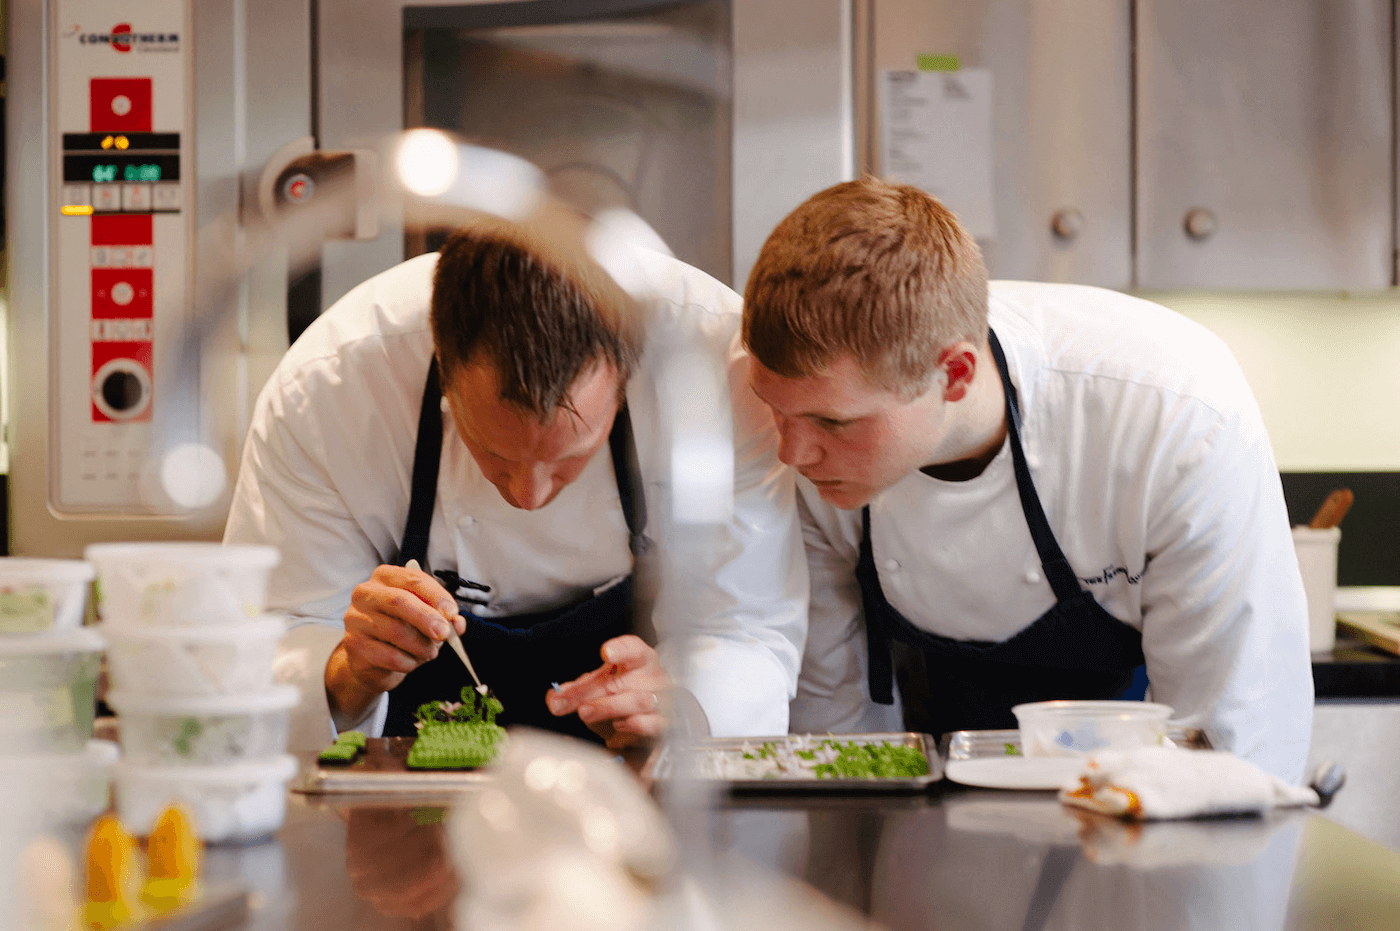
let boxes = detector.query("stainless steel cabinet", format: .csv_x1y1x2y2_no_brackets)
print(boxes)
869,0,1132,288
1135,0,1393,291
869,0,1396,291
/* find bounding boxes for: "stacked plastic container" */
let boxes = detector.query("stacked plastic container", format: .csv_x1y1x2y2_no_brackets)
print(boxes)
87,543,298,843
0,558,117,827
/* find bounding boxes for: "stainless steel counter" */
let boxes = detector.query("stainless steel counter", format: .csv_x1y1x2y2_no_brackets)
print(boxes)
195,756,1400,931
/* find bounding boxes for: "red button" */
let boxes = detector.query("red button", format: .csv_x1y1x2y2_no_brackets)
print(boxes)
90,77,152,132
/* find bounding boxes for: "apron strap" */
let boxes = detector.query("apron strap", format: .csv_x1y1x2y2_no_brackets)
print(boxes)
987,329,1085,603
398,357,445,568
397,358,649,572
607,398,650,554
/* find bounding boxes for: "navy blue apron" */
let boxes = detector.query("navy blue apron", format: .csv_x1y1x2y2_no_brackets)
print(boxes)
860,328,1145,737
383,358,647,741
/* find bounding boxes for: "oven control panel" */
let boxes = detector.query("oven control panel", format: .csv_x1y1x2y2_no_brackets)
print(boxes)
51,0,191,513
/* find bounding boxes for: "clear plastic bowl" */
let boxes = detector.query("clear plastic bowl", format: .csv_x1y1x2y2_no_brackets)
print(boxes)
0,628,105,753
1012,700,1173,757
113,754,297,842
108,685,299,766
84,543,280,628
102,616,287,696
0,558,96,634
0,739,119,826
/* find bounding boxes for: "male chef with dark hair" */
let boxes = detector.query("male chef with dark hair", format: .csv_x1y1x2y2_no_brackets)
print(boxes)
742,176,1312,782
225,210,806,750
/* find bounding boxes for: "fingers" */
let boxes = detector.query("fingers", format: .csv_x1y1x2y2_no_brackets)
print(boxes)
382,562,461,624
578,687,665,727
546,636,667,718
598,634,657,671
340,564,464,690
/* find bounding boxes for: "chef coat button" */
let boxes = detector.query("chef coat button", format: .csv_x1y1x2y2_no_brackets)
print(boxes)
1025,569,1042,584
883,558,900,572
1025,453,1041,469
460,515,475,528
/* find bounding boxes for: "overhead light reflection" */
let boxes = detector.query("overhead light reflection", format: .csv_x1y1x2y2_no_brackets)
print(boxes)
396,129,459,197
396,129,544,220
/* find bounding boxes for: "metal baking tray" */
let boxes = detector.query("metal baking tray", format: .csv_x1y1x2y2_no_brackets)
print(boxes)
648,732,943,792
940,726,1212,762
291,737,493,795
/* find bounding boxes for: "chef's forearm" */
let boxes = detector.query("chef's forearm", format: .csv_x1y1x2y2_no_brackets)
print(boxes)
325,642,387,727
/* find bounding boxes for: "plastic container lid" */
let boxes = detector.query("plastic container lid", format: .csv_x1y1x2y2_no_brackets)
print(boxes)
106,683,300,715
84,542,280,569
0,558,97,583
1011,700,1173,719
98,615,288,642
0,738,119,769
114,753,298,784
0,626,105,655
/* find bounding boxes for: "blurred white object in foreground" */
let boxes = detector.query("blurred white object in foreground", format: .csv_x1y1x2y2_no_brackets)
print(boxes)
446,730,884,931
448,730,674,931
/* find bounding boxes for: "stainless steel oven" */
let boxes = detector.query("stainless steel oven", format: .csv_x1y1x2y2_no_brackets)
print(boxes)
6,0,855,556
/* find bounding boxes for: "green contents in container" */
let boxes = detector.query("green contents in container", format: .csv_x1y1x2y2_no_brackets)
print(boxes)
172,718,203,757
405,687,508,770
0,590,55,633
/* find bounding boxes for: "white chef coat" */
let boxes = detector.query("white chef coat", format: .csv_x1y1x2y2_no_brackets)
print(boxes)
224,249,807,751
792,281,1313,784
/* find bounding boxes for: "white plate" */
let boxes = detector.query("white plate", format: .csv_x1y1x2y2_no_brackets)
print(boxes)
944,756,1084,790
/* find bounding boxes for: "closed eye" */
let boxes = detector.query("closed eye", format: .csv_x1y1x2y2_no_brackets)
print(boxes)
809,416,853,431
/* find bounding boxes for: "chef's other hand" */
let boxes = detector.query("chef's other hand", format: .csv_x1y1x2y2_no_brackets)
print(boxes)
327,563,466,722
546,635,669,750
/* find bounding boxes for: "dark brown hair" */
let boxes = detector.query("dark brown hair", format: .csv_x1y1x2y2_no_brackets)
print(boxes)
430,216,641,418
742,176,988,398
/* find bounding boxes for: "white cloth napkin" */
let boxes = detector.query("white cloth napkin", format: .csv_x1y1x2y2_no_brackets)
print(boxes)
1059,746,1318,820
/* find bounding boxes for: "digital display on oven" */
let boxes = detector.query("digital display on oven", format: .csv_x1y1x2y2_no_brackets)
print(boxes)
63,154,181,183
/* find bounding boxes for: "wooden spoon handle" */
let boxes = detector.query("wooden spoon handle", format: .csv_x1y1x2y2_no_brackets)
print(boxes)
1308,488,1354,529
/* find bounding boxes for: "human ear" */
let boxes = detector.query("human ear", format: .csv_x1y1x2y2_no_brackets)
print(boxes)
936,343,977,402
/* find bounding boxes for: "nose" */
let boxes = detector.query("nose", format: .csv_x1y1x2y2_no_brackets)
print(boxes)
776,419,822,469
504,465,554,510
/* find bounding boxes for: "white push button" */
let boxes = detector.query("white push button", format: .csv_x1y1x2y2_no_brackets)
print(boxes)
122,184,152,212
111,281,135,306
131,247,153,268
111,95,133,116
151,183,181,211
90,247,111,268
93,184,121,211
62,184,92,208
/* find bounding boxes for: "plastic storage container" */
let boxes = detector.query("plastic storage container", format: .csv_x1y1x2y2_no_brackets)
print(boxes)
113,754,298,842
84,543,280,627
103,616,287,696
108,685,299,766
0,558,96,633
0,627,104,752
0,740,119,825
1012,700,1173,757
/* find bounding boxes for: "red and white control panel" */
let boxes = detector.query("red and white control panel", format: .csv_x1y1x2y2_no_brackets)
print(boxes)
51,0,190,512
